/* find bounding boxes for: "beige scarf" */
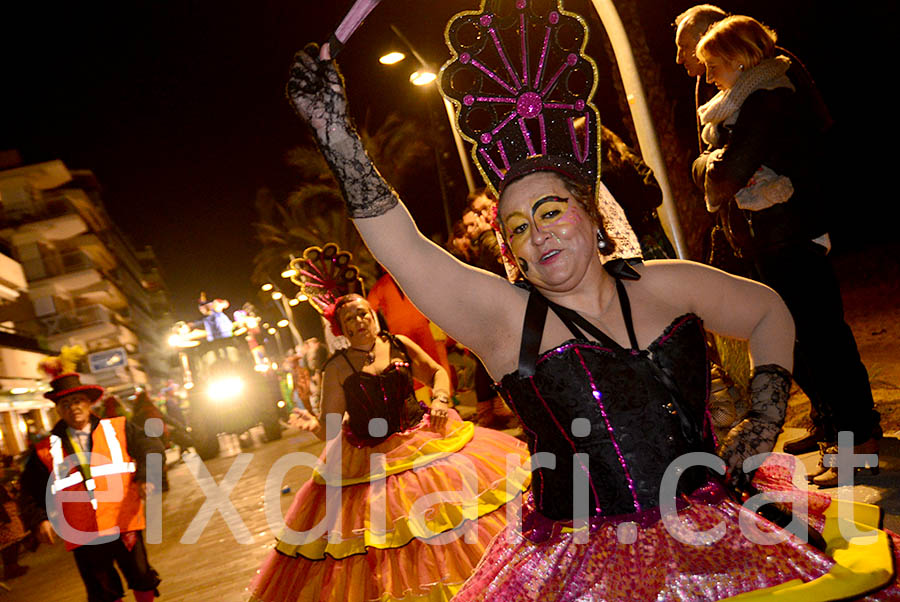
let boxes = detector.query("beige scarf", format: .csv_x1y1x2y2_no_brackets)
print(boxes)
699,56,794,146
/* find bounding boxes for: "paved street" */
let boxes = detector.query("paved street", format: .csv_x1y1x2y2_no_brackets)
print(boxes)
778,427,900,535
4,424,900,601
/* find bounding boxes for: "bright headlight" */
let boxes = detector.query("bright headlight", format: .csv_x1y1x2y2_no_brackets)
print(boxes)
207,376,245,401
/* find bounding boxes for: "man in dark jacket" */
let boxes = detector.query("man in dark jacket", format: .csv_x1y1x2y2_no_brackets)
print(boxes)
19,371,163,602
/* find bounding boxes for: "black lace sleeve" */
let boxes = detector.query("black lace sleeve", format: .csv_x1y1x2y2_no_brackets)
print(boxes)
716,364,790,486
286,45,399,219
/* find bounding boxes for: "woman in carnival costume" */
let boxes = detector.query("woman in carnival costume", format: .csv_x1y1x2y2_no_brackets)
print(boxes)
280,1,900,599
248,244,531,602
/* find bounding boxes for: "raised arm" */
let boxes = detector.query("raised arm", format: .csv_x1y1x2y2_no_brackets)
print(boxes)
286,45,523,368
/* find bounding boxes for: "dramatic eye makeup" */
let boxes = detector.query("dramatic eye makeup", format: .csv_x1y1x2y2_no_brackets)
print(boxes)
502,195,571,239
531,195,569,224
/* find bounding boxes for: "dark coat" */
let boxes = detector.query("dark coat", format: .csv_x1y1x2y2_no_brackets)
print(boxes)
693,46,833,153
692,86,829,256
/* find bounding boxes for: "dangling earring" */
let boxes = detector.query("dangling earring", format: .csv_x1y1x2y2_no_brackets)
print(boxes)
518,257,529,274
739,64,744,71
596,229,609,251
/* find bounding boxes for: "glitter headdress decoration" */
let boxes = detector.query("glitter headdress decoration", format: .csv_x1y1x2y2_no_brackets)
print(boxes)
439,0,641,280
289,243,365,332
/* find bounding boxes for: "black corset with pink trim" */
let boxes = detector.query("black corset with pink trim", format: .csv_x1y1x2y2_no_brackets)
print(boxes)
498,289,714,521
339,334,427,447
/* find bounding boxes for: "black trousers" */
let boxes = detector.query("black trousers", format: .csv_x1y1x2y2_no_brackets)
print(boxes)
72,531,160,602
754,241,879,443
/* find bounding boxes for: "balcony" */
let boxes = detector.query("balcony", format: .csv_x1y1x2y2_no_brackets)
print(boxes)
0,253,26,302
25,248,95,278
24,251,127,309
37,303,118,341
1,194,89,244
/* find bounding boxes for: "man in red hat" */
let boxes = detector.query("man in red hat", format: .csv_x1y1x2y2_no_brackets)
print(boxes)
19,370,163,602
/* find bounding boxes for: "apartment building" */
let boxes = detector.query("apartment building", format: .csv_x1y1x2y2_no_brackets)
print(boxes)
0,160,174,434
0,244,56,455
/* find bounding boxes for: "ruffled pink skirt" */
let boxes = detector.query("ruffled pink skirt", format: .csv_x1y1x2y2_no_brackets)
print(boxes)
453,453,900,601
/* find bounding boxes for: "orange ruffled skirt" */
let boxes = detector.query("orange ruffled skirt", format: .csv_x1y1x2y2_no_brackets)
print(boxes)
249,410,530,602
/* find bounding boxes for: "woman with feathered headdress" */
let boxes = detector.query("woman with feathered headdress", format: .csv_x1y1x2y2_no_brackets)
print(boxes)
249,245,531,602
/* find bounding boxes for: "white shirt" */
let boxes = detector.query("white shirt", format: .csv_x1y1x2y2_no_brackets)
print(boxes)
66,424,93,453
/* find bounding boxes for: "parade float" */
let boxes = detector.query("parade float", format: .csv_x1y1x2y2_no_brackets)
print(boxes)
167,295,285,459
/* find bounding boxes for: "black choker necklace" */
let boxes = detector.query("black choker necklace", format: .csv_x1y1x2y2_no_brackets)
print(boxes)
350,342,376,365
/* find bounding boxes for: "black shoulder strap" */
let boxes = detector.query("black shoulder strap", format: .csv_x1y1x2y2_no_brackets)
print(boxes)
517,279,641,375
545,302,603,343
518,290,549,377
615,279,640,351
384,332,410,363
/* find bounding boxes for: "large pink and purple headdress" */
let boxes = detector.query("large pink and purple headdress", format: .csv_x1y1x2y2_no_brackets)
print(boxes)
439,0,641,281
289,243,365,335
440,0,600,195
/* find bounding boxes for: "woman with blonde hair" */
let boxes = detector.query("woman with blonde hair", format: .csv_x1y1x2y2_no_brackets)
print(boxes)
696,14,776,75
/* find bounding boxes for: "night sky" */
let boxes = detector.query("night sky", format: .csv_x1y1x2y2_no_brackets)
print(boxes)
0,1,891,329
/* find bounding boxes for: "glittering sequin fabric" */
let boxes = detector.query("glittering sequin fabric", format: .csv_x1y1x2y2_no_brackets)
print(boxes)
455,313,900,600
453,490,834,601
497,314,712,520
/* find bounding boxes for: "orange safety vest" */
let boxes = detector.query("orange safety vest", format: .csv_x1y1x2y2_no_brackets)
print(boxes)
35,416,146,550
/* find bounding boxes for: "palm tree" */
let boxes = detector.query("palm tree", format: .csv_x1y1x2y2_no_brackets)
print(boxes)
252,113,434,293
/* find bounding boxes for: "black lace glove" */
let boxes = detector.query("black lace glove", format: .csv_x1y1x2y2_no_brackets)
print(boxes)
716,364,790,487
286,44,399,218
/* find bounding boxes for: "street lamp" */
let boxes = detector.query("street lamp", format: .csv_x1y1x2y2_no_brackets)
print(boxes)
260,282,303,351
379,51,405,65
379,24,478,235
409,71,437,86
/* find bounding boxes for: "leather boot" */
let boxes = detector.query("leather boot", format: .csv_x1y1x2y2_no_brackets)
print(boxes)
806,442,832,482
783,425,825,455
811,437,880,488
